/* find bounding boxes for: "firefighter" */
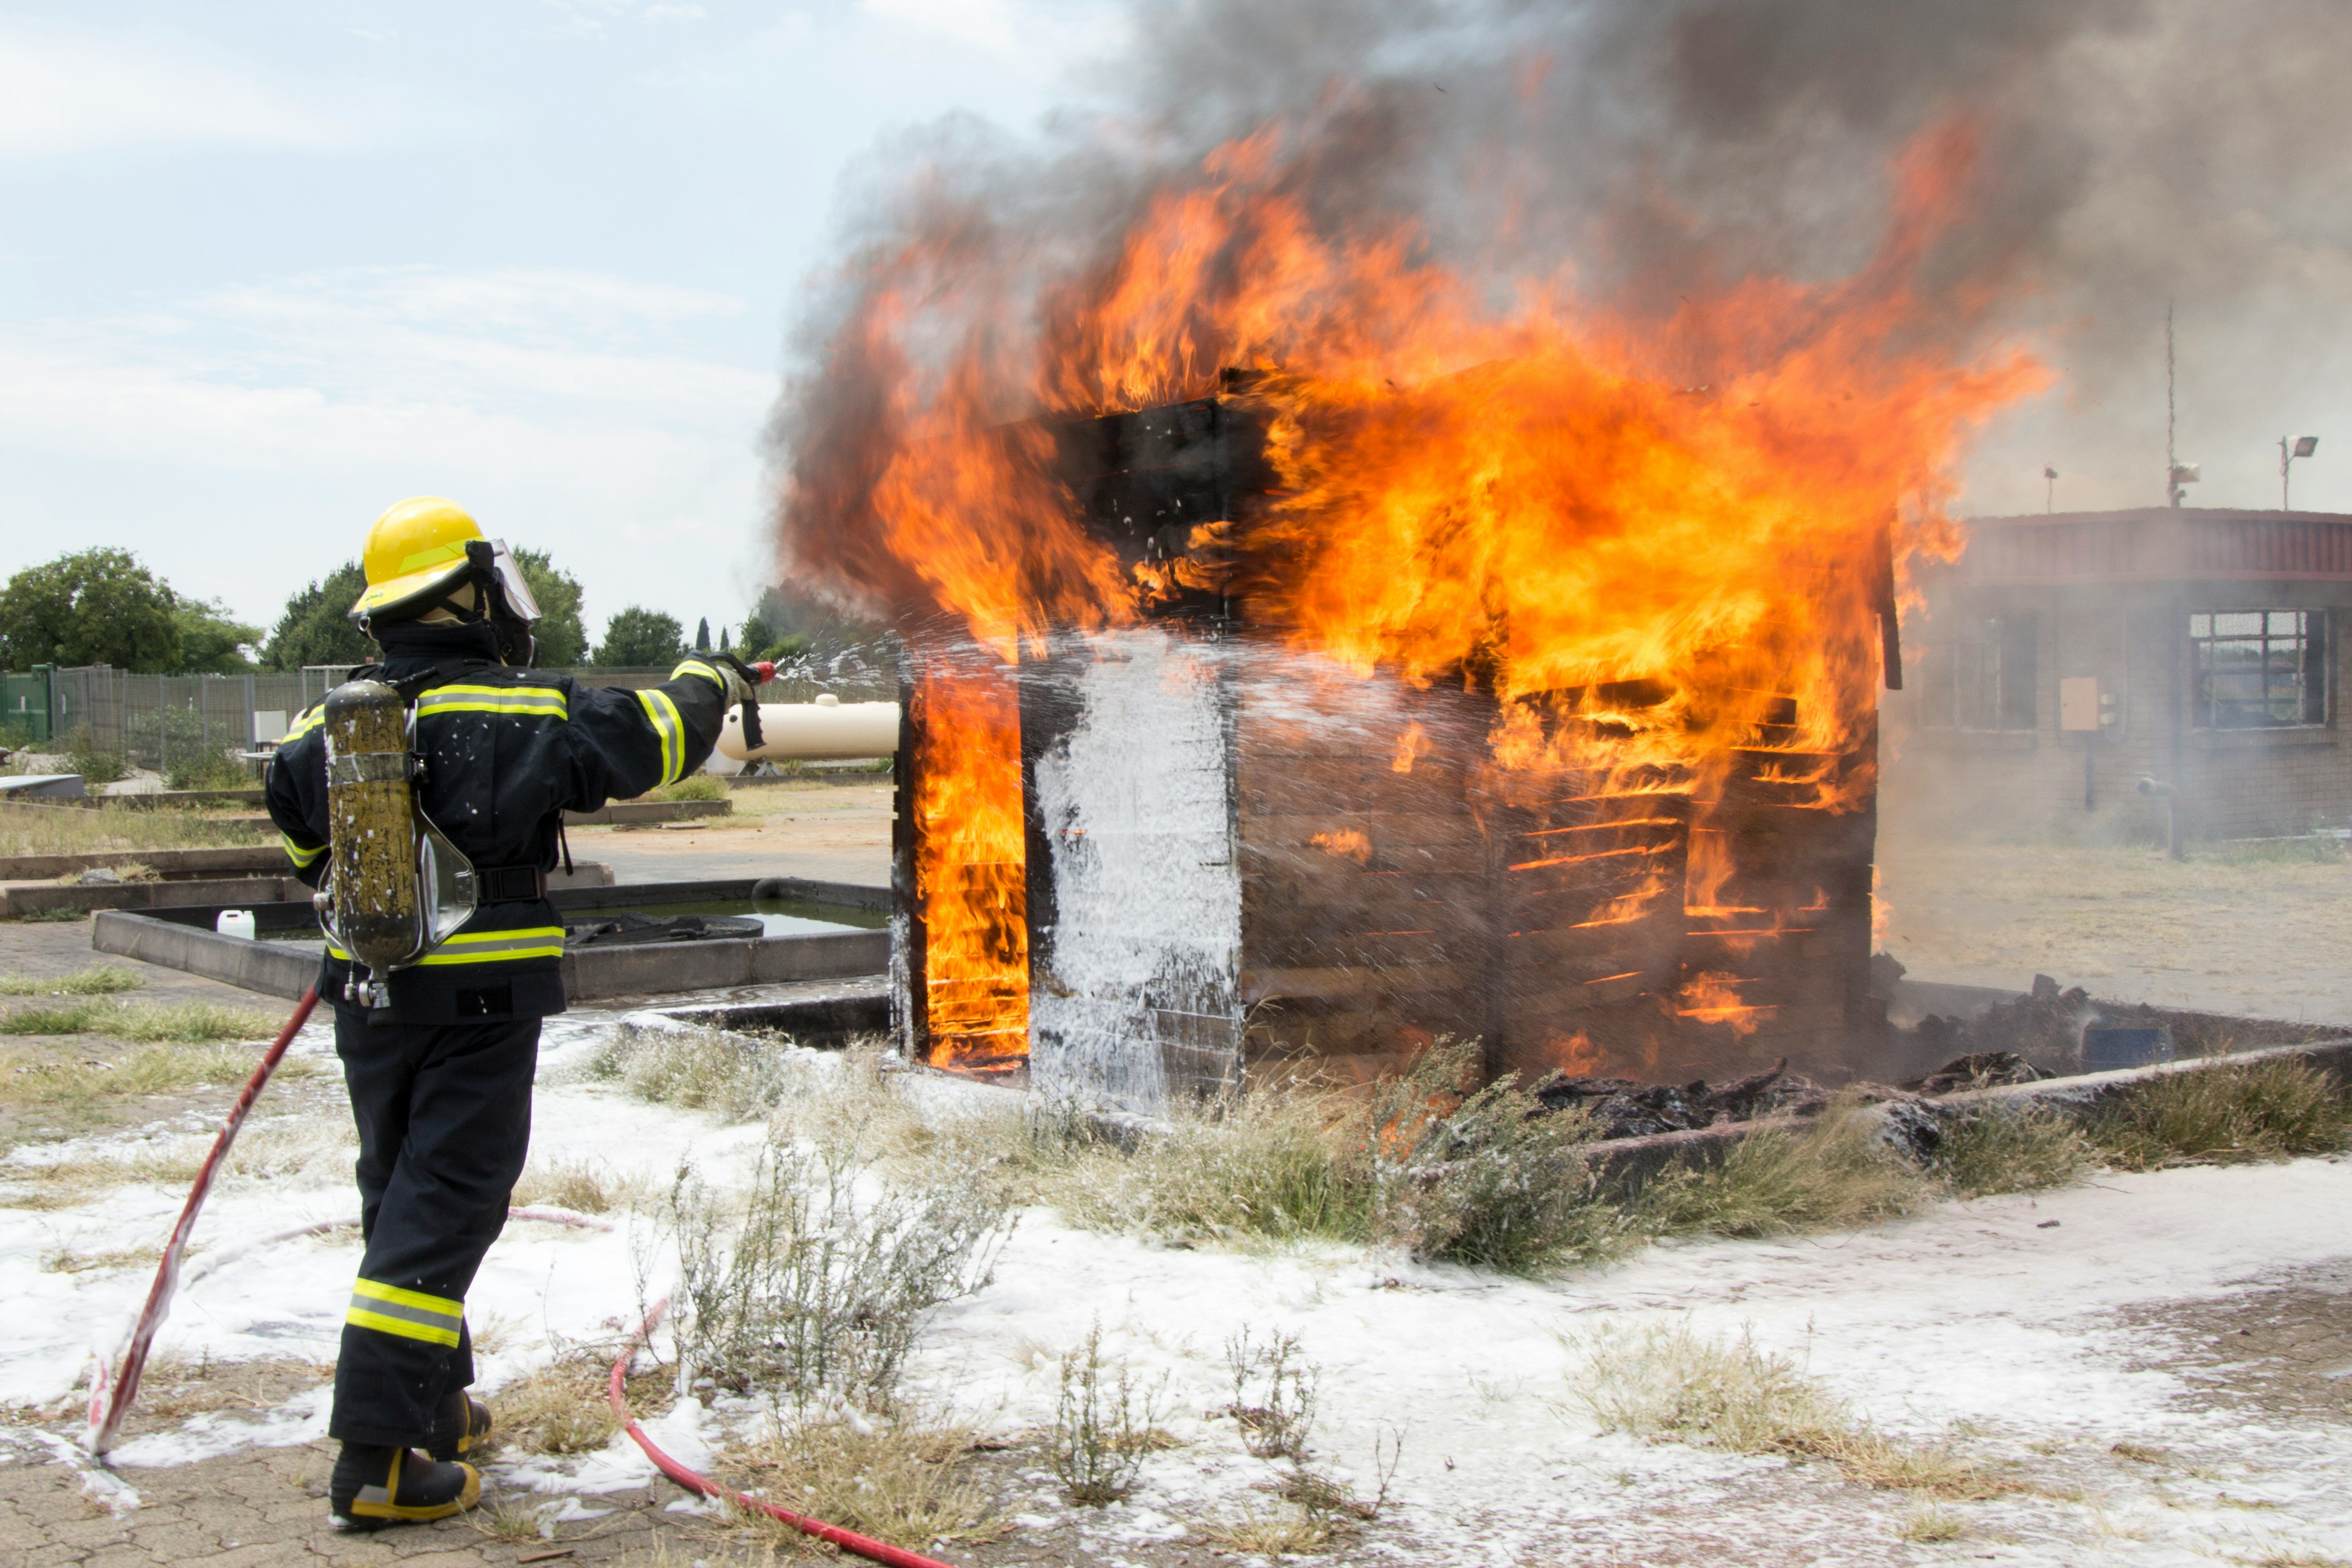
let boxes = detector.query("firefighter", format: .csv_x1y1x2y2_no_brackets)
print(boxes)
266,497,753,1530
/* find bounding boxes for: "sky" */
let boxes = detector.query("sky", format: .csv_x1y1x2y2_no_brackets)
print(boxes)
0,0,1112,642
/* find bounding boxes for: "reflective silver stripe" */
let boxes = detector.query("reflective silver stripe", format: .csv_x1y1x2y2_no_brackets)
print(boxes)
346,1291,462,1338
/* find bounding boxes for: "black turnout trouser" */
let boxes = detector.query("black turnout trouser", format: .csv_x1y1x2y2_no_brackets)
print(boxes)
328,1005,539,1448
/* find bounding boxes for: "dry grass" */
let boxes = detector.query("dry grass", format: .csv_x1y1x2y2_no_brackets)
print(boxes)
511,1155,645,1215
721,1408,1001,1553
1192,1498,1334,1557
2090,1057,2350,1169
0,800,270,858
1572,1321,2003,1499
489,1347,665,1455
1899,1502,1967,1543
0,1113,350,1209
647,774,731,803
0,998,287,1044
1638,1103,1929,1239
1929,1103,2095,1198
466,1496,553,1544
0,1040,316,1113
0,967,145,997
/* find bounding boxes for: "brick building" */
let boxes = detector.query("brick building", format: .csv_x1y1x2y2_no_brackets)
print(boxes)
1889,507,2352,842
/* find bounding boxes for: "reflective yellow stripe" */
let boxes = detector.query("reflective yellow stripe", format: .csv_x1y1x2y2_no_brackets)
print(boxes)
280,833,326,868
415,926,565,965
352,1277,463,1316
670,658,723,690
416,684,568,720
285,708,325,741
636,688,686,784
348,1278,464,1347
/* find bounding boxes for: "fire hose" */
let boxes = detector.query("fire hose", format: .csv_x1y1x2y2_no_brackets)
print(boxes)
87,984,322,1457
608,1300,955,1568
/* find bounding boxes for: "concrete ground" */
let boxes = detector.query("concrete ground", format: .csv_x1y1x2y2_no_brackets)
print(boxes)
567,780,890,889
1876,830,2352,1025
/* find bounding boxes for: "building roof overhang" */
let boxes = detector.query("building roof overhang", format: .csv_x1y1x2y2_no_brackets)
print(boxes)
1944,507,2352,586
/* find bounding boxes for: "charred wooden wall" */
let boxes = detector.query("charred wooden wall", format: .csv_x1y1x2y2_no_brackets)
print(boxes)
895,392,1888,1106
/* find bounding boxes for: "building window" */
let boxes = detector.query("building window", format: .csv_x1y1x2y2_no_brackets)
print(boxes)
2190,610,2329,729
1919,614,2037,730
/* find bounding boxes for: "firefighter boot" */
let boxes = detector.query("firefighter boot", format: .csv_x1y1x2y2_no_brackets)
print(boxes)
426,1389,493,1461
328,1442,480,1531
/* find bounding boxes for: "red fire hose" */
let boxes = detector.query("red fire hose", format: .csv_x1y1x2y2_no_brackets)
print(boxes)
87,984,322,1457
607,1301,955,1568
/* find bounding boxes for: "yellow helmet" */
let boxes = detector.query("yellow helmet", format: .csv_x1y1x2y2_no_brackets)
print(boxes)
350,496,485,622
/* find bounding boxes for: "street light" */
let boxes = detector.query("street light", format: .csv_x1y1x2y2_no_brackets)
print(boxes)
2281,435,2319,510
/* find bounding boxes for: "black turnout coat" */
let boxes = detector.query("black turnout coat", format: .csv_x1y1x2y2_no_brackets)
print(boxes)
265,619,728,1024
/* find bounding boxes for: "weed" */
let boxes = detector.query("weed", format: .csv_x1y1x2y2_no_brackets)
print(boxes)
727,1408,1000,1551
2110,1440,2169,1464
1639,1102,1928,1238
1572,1321,2000,1498
2091,1057,2350,1169
1929,1104,2093,1198
0,968,144,997
1226,1326,1317,1462
668,1135,1012,1410
1051,1320,1167,1506
1899,1502,1966,1543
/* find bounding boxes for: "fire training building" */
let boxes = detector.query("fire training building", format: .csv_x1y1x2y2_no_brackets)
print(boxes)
1893,506,2352,840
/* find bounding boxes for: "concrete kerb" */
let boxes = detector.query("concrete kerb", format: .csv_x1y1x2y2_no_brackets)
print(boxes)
1588,1035,2352,1193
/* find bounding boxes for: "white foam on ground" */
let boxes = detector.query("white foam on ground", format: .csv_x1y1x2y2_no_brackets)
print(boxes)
3,1008,2346,1562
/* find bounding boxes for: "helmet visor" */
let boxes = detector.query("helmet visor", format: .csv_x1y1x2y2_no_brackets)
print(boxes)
484,540,542,622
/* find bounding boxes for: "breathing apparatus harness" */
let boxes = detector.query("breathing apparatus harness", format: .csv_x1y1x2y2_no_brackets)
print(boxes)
321,541,552,1024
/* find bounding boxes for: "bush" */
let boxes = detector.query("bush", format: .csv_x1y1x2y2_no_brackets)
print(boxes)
164,748,252,792
667,1134,1014,1411
58,725,126,786
1050,1320,1165,1505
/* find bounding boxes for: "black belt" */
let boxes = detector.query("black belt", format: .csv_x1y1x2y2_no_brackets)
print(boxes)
475,865,548,904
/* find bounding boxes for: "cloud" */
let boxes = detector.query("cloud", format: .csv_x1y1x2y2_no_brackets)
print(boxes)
0,21,348,158
0,267,779,625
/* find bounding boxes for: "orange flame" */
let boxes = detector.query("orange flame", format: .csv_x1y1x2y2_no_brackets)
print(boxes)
784,116,2045,1075
1310,828,1374,864
1676,971,1770,1037
910,671,1028,1071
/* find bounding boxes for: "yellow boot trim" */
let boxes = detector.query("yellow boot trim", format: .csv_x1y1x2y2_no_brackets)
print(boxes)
346,1450,481,1523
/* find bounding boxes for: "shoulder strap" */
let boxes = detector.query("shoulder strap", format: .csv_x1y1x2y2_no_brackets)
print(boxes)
386,658,493,705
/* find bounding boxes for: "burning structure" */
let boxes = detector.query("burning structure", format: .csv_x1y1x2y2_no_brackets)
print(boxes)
785,112,2043,1110
892,385,1907,1106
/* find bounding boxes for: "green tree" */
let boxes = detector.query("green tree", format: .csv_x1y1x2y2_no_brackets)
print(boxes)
594,606,685,666
174,600,263,673
694,616,711,653
261,562,376,671
510,547,586,666
0,549,184,671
